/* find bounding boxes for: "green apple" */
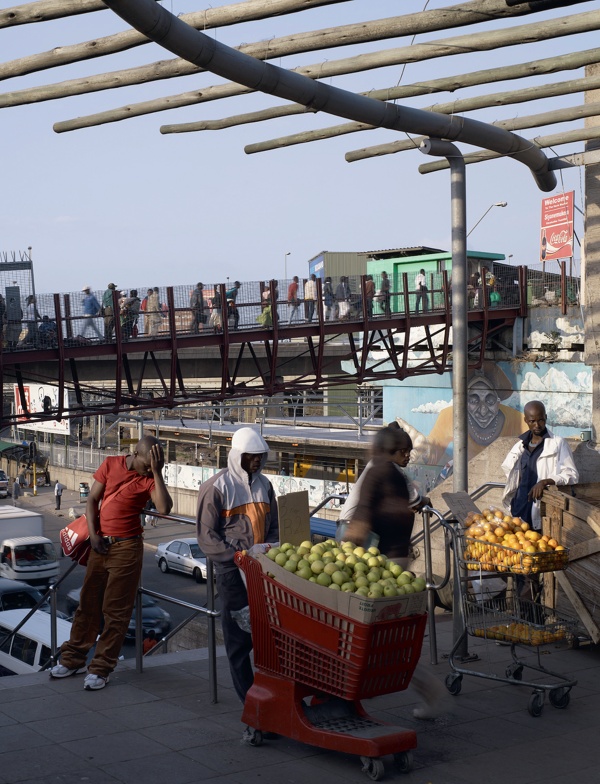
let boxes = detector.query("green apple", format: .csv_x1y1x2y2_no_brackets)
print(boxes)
368,585,384,598
353,561,368,574
354,574,369,588
331,570,346,586
367,546,381,557
275,552,288,567
383,584,398,597
266,547,281,561
353,547,366,558
329,582,341,591
296,565,312,580
402,583,415,593
323,562,338,575
341,581,355,592
300,540,312,550
316,572,332,587
367,569,381,583
297,559,311,571
310,559,325,574
397,572,413,586
309,576,317,583
296,546,310,556
283,559,298,572
355,586,369,597
280,542,294,552
389,563,403,577
381,569,392,580
344,554,358,566
412,577,427,593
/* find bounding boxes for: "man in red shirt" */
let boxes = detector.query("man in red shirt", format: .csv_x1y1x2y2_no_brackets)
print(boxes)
287,276,300,324
50,436,172,690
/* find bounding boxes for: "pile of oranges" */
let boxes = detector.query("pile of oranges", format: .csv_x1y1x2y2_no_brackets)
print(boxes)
472,622,566,645
462,507,568,575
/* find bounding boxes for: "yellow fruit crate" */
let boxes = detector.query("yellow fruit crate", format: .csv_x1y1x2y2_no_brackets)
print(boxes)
465,597,578,646
462,536,569,575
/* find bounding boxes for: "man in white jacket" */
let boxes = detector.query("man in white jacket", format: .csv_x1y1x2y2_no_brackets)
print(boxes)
501,400,578,531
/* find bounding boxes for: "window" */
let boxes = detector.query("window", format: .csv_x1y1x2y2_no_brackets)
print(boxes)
0,624,12,654
11,633,37,666
167,542,182,555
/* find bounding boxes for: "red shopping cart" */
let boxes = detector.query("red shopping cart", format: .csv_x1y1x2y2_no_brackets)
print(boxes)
235,552,427,780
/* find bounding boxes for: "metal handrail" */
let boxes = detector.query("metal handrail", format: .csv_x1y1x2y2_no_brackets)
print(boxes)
309,494,348,517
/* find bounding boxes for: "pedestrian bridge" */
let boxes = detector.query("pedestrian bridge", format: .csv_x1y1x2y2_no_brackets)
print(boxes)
1,266,571,427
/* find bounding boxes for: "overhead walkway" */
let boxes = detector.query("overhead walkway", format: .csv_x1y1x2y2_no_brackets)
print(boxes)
0,265,573,427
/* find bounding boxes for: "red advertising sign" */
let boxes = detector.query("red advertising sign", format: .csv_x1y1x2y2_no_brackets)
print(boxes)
540,191,574,261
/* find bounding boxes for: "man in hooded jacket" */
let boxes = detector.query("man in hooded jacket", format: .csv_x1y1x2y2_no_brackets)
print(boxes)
196,427,279,703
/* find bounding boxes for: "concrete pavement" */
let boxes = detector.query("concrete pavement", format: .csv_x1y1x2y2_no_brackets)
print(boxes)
0,487,598,783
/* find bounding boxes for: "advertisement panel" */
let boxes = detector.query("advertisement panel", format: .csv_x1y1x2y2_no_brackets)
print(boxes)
13,384,71,435
540,191,574,262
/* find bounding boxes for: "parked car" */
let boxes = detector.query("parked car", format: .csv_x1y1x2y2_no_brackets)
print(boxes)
0,470,8,498
0,577,69,620
155,538,207,583
65,587,171,641
0,609,73,675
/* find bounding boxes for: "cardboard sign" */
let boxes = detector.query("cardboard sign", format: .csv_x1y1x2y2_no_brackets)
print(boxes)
277,490,310,544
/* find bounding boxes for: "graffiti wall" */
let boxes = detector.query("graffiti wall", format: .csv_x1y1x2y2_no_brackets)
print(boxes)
384,359,591,489
164,462,348,510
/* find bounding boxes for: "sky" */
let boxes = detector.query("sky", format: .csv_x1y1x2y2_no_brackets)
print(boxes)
0,0,596,294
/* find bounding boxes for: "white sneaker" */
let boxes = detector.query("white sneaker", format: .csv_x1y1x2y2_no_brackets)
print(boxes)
83,673,109,691
49,663,85,679
413,704,441,720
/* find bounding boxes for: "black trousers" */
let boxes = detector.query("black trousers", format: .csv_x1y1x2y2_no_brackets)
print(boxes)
55,495,61,510
216,568,254,703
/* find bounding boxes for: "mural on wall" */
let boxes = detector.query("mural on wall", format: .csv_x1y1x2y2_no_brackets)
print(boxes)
164,462,349,510
387,360,591,487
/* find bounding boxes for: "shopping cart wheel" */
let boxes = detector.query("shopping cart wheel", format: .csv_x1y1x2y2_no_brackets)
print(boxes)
241,727,263,746
505,664,523,681
528,691,545,718
394,750,413,774
360,756,385,781
549,687,571,709
445,673,462,695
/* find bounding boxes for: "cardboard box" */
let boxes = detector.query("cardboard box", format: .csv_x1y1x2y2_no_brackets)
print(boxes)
255,553,427,624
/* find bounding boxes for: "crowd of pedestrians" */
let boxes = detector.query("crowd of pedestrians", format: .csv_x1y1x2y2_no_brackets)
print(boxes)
1,270,463,349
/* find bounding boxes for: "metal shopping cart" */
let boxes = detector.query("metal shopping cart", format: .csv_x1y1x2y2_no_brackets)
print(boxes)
235,552,428,780
442,518,580,717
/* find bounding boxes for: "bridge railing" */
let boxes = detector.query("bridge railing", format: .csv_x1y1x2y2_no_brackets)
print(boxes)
1,268,535,352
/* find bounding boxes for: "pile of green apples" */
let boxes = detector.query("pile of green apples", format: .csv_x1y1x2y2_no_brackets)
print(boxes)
265,539,426,598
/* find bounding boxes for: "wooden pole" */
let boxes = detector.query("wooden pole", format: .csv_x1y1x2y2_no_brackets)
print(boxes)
346,97,600,163
417,126,600,174
42,7,600,132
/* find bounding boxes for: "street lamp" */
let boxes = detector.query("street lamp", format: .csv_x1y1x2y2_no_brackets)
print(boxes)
284,251,291,280
467,201,507,237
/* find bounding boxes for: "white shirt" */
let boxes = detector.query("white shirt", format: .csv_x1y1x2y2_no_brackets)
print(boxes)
415,272,427,290
304,279,317,300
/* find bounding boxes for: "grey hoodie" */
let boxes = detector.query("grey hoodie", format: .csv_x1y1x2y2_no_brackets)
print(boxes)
196,428,279,573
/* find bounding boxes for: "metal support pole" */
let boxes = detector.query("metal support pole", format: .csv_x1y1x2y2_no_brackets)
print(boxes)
420,139,471,660
420,139,468,493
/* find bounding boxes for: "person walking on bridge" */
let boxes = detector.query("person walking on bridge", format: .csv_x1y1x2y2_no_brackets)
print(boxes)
102,283,118,342
81,287,103,341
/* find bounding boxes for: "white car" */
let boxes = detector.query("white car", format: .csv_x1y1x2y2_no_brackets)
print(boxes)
155,538,207,583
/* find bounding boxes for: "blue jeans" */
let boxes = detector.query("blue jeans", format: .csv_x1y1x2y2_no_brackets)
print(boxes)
59,539,143,677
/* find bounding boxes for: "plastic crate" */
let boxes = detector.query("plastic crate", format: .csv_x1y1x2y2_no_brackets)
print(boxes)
238,554,427,700
464,596,579,646
463,536,569,575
